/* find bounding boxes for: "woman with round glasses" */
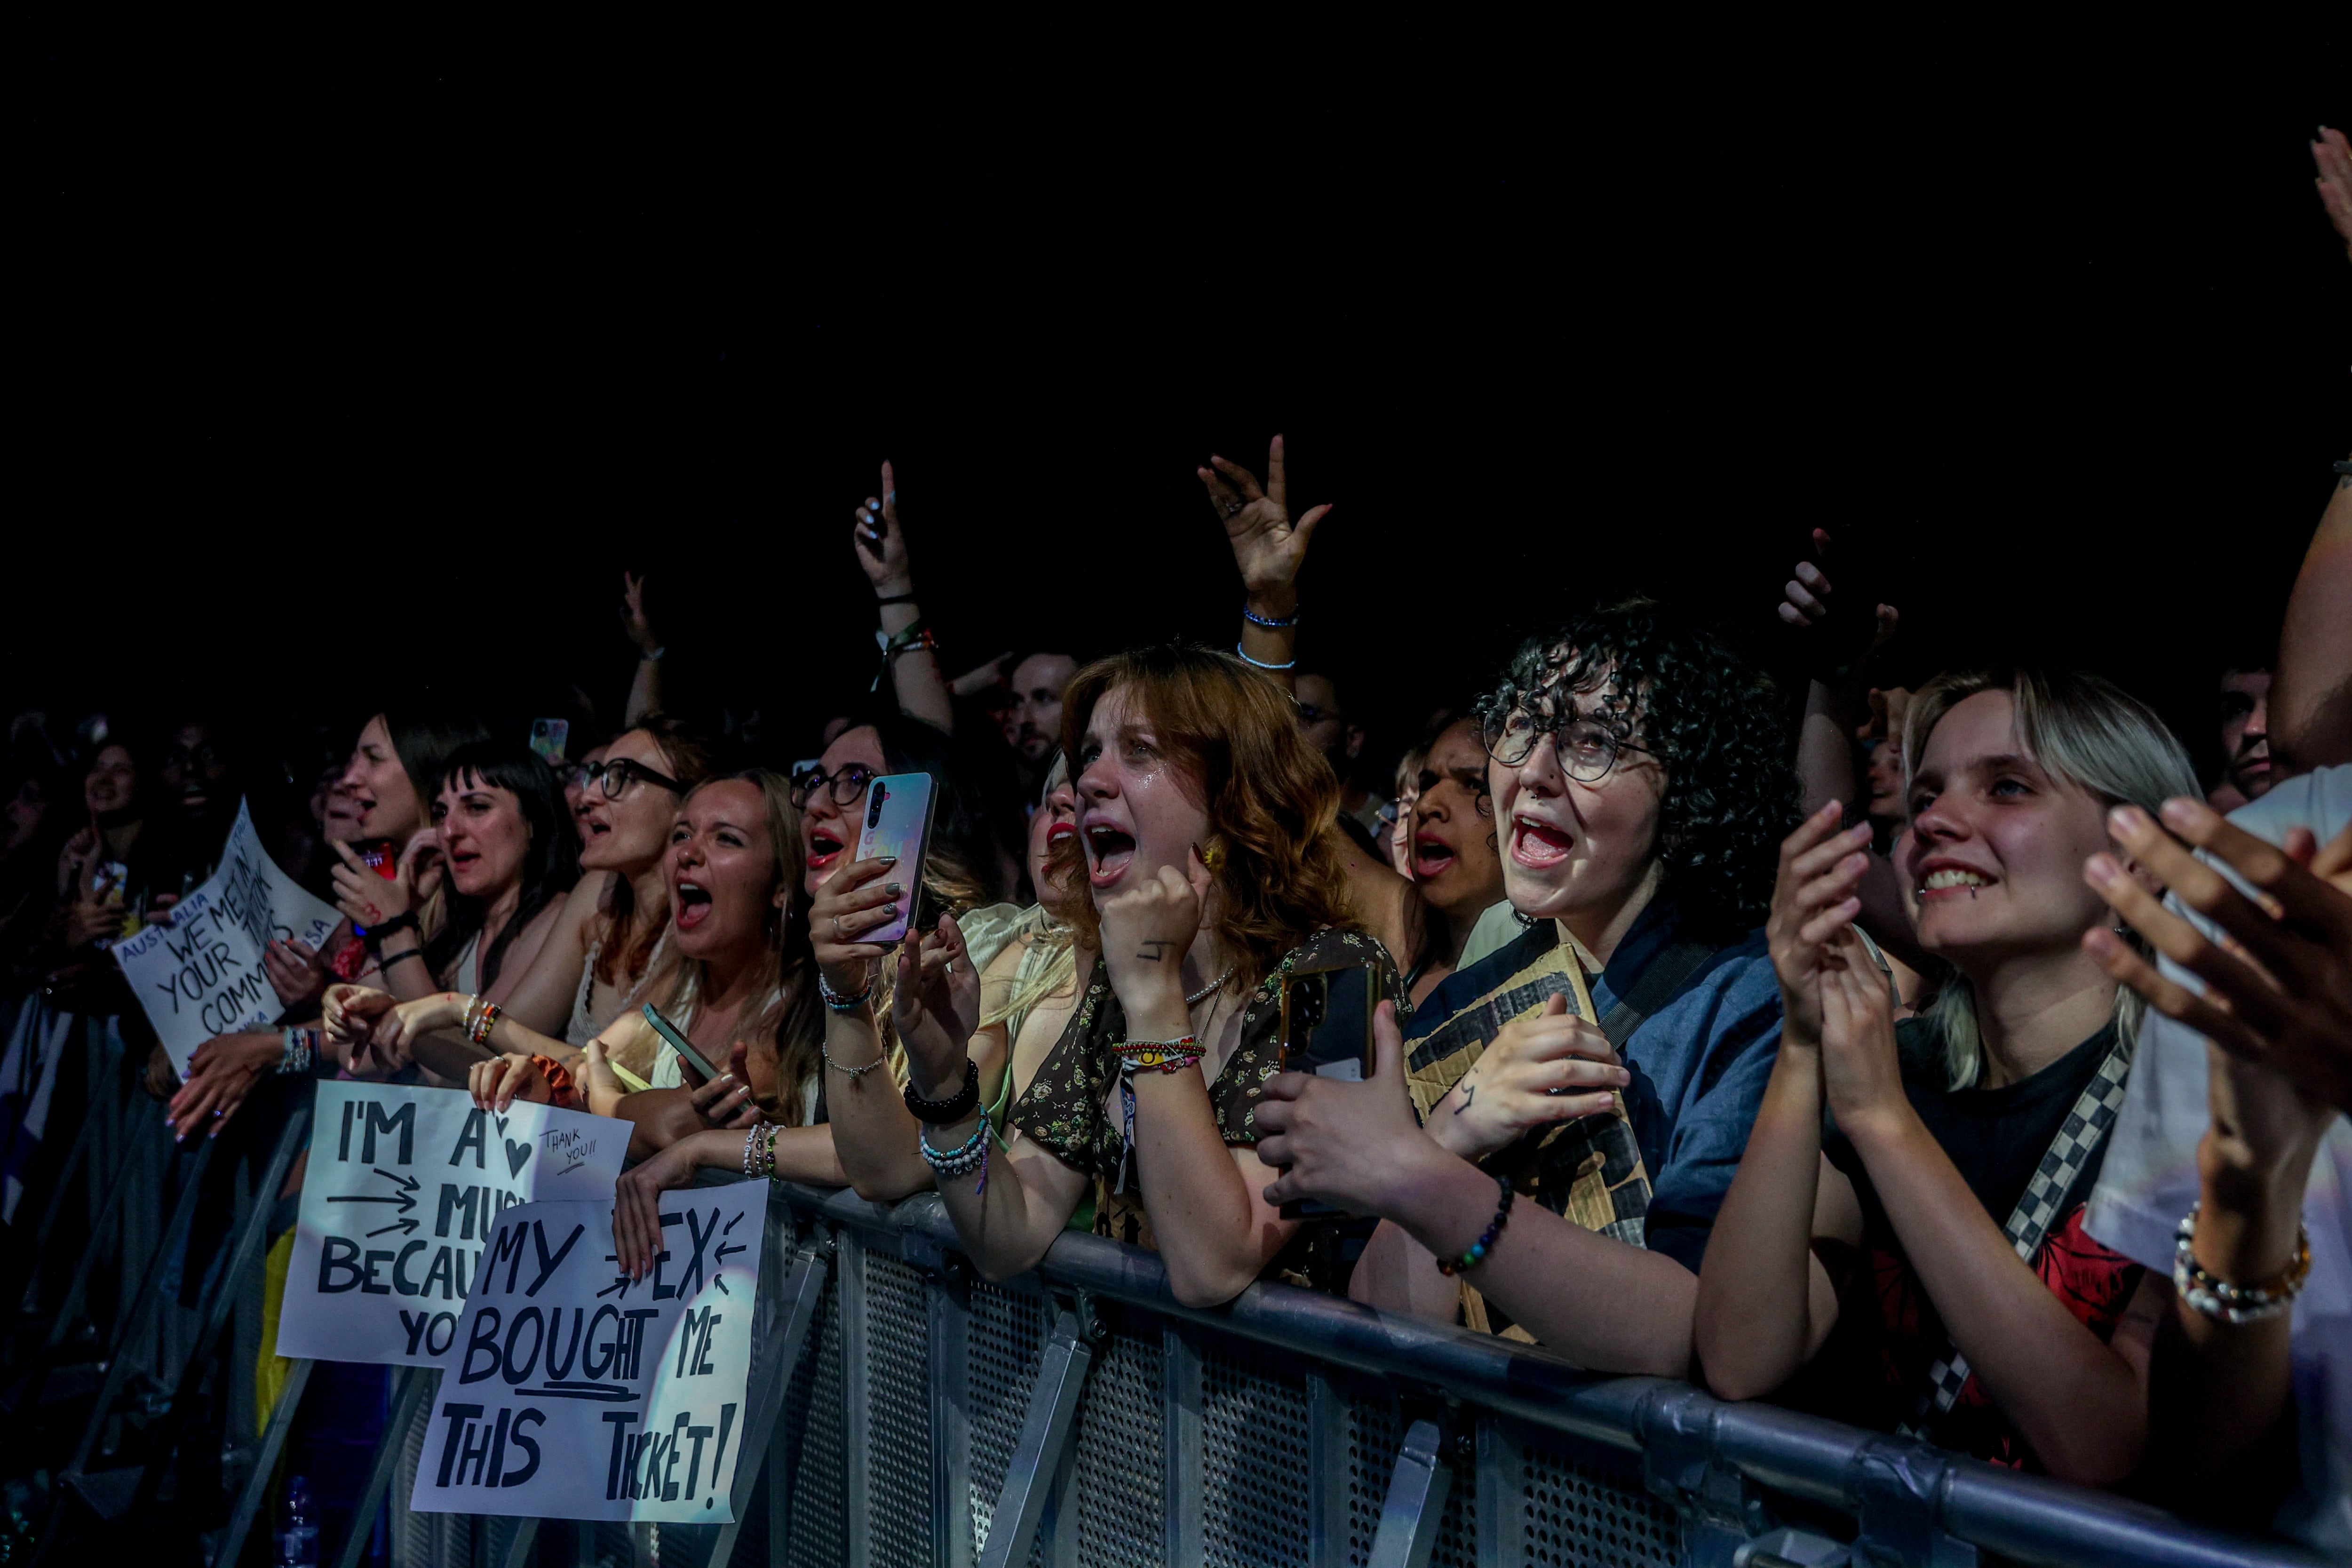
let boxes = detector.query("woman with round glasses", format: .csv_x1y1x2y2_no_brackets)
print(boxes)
1255,598,1796,1375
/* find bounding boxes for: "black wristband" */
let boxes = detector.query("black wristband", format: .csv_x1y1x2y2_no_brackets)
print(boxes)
379,946,426,969
903,1058,979,1125
362,911,419,943
875,593,919,607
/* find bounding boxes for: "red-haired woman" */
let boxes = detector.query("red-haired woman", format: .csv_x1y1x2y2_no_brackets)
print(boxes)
824,645,1403,1307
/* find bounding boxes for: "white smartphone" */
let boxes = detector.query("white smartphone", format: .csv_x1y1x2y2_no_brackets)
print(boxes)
853,772,938,946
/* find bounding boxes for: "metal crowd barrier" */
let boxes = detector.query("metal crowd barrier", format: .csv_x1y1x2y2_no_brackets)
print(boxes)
0,991,2329,1568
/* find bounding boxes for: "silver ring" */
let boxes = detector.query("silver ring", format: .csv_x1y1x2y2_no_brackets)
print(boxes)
832,916,844,941
1221,500,1245,518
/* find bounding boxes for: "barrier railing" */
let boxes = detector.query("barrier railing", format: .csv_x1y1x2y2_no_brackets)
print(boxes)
0,1000,2328,1568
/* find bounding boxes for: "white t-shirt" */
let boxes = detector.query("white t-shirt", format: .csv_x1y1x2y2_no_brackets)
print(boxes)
2082,764,2352,1552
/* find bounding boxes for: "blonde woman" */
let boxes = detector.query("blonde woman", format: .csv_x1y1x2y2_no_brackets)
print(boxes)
1695,668,2200,1484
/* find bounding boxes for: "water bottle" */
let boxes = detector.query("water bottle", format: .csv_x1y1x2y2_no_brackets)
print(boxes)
277,1474,319,1568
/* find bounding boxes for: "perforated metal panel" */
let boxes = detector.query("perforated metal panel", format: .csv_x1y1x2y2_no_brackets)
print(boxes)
1072,1316,1166,1568
864,1250,936,1568
784,1266,847,1568
964,1279,1050,1564
1519,1442,1682,1568
1199,1342,1313,1568
1342,1392,1478,1568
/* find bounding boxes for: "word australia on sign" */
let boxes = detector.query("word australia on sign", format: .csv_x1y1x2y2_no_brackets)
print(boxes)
410,1184,766,1524
276,1082,625,1366
111,798,343,1072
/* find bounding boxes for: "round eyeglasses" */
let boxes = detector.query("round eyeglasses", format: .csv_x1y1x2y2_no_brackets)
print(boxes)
788,763,878,810
1480,707,1649,781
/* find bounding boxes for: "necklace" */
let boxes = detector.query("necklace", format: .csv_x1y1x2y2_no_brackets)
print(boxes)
1186,962,1238,1008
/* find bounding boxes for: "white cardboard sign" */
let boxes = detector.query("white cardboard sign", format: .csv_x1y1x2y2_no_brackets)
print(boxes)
275,1082,627,1366
111,798,343,1071
408,1183,767,1523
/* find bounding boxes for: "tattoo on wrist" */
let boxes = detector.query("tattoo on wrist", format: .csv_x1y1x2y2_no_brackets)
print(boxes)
1457,1082,1477,1110
1136,939,1174,963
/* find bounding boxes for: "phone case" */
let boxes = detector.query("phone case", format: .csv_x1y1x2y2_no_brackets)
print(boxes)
529,718,571,763
640,1003,726,1083
854,772,938,945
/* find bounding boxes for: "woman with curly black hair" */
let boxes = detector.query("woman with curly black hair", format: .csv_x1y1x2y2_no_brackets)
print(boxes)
1255,598,1797,1375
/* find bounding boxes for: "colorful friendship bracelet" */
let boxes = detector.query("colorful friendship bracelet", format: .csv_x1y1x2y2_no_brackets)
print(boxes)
1436,1174,1515,1277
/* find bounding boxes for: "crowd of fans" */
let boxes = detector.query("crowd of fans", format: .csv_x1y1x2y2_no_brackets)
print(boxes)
0,128,2348,1557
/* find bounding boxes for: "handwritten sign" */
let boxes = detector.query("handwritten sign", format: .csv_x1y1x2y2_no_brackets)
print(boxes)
408,1183,766,1523
275,1082,626,1366
110,799,343,1071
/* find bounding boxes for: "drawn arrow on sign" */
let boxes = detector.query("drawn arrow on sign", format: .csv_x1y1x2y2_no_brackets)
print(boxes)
329,1168,421,1215
368,1217,421,1238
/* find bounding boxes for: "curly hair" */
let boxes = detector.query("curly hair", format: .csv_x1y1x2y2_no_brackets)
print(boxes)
1047,645,1357,992
1482,598,1796,943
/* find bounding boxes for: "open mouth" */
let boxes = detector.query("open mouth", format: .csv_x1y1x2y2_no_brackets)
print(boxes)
450,851,481,874
1085,823,1136,886
675,879,714,930
1511,817,1573,869
807,828,845,870
1412,834,1457,880
1918,866,1995,899
1046,821,1077,849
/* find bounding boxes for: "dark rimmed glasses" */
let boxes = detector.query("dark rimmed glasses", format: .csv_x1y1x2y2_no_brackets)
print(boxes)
564,757,684,799
1480,707,1650,782
789,762,878,810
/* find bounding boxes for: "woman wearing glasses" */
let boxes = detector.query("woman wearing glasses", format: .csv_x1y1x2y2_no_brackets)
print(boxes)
1254,599,1795,1375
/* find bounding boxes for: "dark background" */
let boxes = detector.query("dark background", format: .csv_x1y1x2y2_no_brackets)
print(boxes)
13,46,2350,794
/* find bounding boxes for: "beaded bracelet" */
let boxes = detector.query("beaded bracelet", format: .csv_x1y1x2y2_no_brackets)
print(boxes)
741,1125,763,1178
1234,644,1297,672
918,1120,989,1180
818,969,875,1012
1111,1037,1202,1074
277,1027,316,1076
2173,1201,2312,1325
904,1058,980,1125
823,1039,887,1077
468,999,503,1047
1436,1175,1515,1277
1242,605,1299,629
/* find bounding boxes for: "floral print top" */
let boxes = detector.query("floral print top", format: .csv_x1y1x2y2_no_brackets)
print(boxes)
1009,927,1406,1250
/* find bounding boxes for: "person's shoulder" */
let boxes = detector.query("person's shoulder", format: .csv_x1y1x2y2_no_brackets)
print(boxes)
2231,763,2352,844
1656,927,1779,1011
1408,919,1558,1037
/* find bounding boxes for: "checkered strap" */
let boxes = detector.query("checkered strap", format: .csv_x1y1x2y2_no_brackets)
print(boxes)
1900,1031,2135,1434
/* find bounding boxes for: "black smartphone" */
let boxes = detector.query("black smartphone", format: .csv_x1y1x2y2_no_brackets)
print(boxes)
642,1003,728,1085
1274,959,1380,1220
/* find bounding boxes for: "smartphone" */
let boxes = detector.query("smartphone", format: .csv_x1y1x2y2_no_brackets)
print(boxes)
529,718,571,763
92,861,130,905
356,839,400,880
1275,958,1381,1220
641,1003,728,1085
853,772,938,946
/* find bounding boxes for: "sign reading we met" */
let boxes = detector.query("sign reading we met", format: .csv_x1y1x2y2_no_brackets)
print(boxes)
409,1185,766,1523
275,1082,626,1366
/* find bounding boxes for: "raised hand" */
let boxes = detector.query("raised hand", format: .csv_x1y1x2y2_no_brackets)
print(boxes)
329,828,441,931
687,1040,762,1130
1258,1000,1434,1214
853,459,914,596
1777,528,1899,651
620,572,660,656
1098,853,1211,1008
1766,801,1876,1043
1815,929,1905,1128
894,915,982,1091
810,855,906,994
1425,993,1629,1161
263,938,330,1011
2084,798,2352,1114
1199,435,1331,605
2315,127,2352,265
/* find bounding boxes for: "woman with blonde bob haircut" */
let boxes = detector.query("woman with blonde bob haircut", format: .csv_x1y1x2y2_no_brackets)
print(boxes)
1697,667,2200,1483
835,645,1403,1308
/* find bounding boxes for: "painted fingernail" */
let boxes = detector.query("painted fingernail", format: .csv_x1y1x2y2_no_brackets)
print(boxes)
878,856,899,867
2107,804,2145,836
2159,798,2199,828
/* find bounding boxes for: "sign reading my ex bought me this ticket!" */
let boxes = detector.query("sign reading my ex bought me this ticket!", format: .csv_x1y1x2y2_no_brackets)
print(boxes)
410,1184,766,1524
275,1082,626,1366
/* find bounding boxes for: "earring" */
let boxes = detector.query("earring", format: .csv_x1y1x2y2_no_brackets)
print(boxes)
1197,837,1228,873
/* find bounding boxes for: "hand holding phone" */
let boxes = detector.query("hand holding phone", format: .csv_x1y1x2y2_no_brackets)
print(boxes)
854,773,938,946
1274,960,1380,1220
641,1003,728,1084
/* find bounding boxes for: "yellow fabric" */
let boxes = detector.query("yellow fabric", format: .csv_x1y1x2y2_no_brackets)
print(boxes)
255,1227,296,1430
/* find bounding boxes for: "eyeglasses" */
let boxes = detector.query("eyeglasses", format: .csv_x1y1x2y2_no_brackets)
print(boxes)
788,763,878,810
570,758,684,799
1480,707,1650,781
